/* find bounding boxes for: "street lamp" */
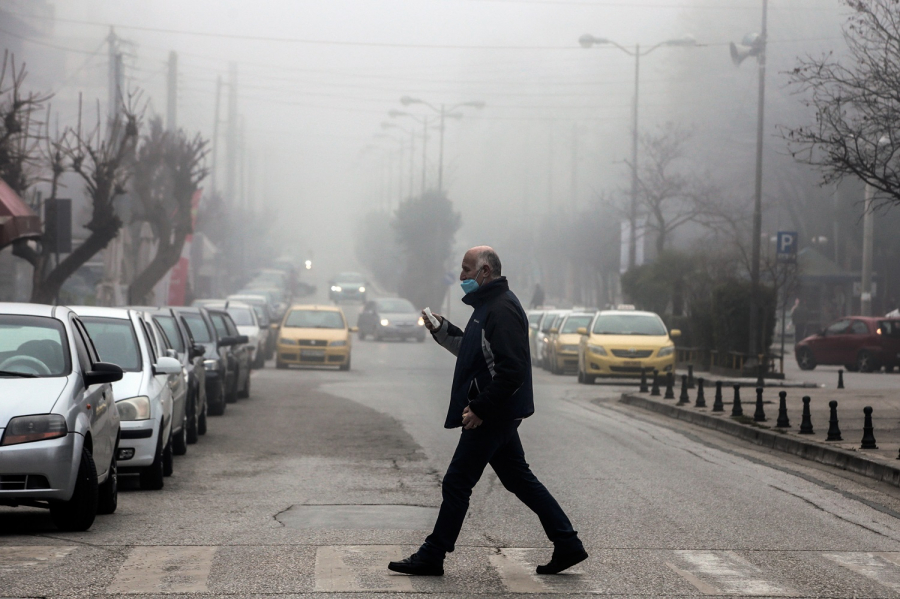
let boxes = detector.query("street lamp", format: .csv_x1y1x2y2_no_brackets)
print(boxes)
398,96,485,193
578,33,697,271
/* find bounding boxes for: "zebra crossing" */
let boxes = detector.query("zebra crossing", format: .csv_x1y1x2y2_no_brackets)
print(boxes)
5,544,900,595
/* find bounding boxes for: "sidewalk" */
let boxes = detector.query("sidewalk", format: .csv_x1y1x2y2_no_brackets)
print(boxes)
618,382,900,487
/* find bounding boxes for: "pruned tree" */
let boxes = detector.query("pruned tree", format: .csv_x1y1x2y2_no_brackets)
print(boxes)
783,0,900,207
127,117,208,304
0,51,51,197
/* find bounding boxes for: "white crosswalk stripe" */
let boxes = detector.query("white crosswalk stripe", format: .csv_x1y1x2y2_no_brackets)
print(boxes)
824,552,900,592
0,546,76,572
315,545,413,592
489,548,555,594
106,546,217,594
668,550,797,596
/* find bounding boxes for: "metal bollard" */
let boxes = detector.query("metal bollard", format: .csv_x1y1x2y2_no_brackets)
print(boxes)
687,364,695,389
753,387,767,422
776,390,791,428
678,375,689,405
799,396,814,434
756,363,765,388
664,372,675,400
712,381,724,412
731,385,743,417
826,400,842,441
838,369,845,389
639,369,649,393
861,406,878,449
650,369,661,396
694,378,707,408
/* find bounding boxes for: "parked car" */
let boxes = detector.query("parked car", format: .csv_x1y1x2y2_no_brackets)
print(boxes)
547,312,595,375
206,308,252,400
172,306,237,416
73,306,183,490
533,309,565,368
276,304,356,370
227,294,277,359
0,303,123,531
149,308,208,444
795,316,900,372
540,310,569,370
328,272,368,304
200,301,266,369
357,297,426,342
527,309,544,360
577,309,680,384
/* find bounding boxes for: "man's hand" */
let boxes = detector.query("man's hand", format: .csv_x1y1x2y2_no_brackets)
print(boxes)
421,309,444,332
462,406,483,429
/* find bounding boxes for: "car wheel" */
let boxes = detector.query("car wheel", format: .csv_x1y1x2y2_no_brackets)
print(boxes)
225,376,238,403
857,350,875,373
198,402,208,435
50,446,98,531
140,431,165,490
276,356,287,369
186,396,199,444
162,434,174,477
374,331,382,342
886,364,895,374
172,416,188,456
238,373,251,399
339,356,351,371
796,347,817,371
97,450,118,515
577,369,585,384
584,373,596,384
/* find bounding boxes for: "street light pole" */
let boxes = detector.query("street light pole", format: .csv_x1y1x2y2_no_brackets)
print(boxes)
861,183,874,316
439,105,446,192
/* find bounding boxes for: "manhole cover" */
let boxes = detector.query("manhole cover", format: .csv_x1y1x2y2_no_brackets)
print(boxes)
277,504,438,530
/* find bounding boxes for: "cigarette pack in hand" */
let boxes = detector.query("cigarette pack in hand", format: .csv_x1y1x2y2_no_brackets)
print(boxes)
423,307,440,328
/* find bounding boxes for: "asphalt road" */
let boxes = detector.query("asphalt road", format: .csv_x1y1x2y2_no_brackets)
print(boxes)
6,320,900,596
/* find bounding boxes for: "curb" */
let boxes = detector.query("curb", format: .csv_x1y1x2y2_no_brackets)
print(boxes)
618,393,900,488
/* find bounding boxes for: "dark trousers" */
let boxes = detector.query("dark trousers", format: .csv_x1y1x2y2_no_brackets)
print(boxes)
421,419,581,560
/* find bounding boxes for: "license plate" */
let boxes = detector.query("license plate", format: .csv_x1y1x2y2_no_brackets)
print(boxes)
623,360,641,367
301,349,325,358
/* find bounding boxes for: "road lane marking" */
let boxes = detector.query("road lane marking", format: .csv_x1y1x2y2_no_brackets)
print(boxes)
824,552,900,591
315,545,413,592
489,548,553,594
0,546,76,571
672,550,795,596
106,546,216,594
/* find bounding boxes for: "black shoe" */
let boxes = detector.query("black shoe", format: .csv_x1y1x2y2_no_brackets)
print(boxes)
536,547,588,575
388,553,444,576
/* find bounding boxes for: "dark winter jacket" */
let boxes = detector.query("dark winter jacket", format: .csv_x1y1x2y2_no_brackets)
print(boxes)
432,277,535,428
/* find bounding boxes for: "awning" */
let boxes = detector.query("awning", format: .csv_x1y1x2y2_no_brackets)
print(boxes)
0,179,41,250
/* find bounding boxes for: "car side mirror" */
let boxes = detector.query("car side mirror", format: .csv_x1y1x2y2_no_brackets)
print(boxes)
236,334,249,344
84,362,124,386
153,356,182,376
189,344,205,360
549,327,559,334
670,329,682,338
576,327,587,335
349,326,359,332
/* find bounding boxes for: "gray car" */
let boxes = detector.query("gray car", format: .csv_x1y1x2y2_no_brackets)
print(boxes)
0,303,124,531
357,298,426,342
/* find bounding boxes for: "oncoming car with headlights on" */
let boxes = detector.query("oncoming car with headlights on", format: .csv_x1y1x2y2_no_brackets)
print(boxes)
276,305,356,370
577,309,680,384
328,272,368,304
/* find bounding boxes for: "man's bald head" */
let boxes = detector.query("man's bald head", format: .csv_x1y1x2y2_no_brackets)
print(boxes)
463,246,502,281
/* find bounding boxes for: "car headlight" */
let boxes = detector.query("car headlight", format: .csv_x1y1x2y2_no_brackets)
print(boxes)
417,317,425,326
380,318,390,326
561,344,580,352
588,344,607,356
330,340,347,347
1,414,67,446
203,359,219,371
359,286,366,293
658,346,675,358
117,395,151,421
331,285,342,292
280,338,298,345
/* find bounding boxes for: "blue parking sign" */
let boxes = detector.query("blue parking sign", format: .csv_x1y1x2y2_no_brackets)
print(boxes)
777,231,798,262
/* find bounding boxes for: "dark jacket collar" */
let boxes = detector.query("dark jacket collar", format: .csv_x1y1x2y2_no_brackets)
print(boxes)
462,276,509,307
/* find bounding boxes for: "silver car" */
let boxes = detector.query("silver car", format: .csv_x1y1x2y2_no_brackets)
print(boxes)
0,303,123,531
72,307,182,491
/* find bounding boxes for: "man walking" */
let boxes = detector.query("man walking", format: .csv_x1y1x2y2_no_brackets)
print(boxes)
388,246,587,576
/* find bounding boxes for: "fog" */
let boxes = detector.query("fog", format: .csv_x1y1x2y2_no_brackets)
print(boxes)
1,0,850,304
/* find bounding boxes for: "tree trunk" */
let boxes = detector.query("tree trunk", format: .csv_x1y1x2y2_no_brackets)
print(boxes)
128,232,186,304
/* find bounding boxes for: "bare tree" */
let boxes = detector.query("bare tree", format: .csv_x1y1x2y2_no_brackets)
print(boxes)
0,51,51,196
783,0,900,207
127,118,208,304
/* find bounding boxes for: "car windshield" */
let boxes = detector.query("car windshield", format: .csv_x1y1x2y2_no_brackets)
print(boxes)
376,299,416,313
81,317,143,371
182,313,213,343
592,314,667,336
154,315,185,353
540,313,561,333
0,315,70,377
284,310,345,329
227,307,255,326
528,313,542,326
334,273,365,285
561,315,593,334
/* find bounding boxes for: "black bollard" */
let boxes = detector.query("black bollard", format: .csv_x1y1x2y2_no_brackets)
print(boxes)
861,406,878,449
731,385,743,417
753,387,767,422
776,391,791,428
799,396,814,434
756,363,765,389
650,369,661,396
664,372,675,400
826,400,842,441
678,375,689,405
695,378,707,408
712,381,724,412
687,364,695,389
639,369,649,393
838,369,845,389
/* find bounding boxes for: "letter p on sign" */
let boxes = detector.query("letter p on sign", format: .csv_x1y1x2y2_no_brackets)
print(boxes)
777,231,798,263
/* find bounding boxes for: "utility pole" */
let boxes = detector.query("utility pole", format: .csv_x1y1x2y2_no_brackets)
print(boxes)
438,105,445,192
166,51,177,132
225,62,238,206
421,117,428,196
106,28,123,130
571,123,579,211
211,75,222,195
629,43,640,270
861,183,874,316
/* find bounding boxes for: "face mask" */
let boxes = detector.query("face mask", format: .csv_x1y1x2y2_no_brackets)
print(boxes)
460,269,485,295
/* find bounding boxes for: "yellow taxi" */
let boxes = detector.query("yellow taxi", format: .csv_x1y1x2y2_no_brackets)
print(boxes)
577,309,680,384
276,304,356,370
548,312,596,374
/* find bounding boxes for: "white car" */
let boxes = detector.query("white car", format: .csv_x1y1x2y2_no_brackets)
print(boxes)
0,303,123,531
200,301,265,370
72,307,183,490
